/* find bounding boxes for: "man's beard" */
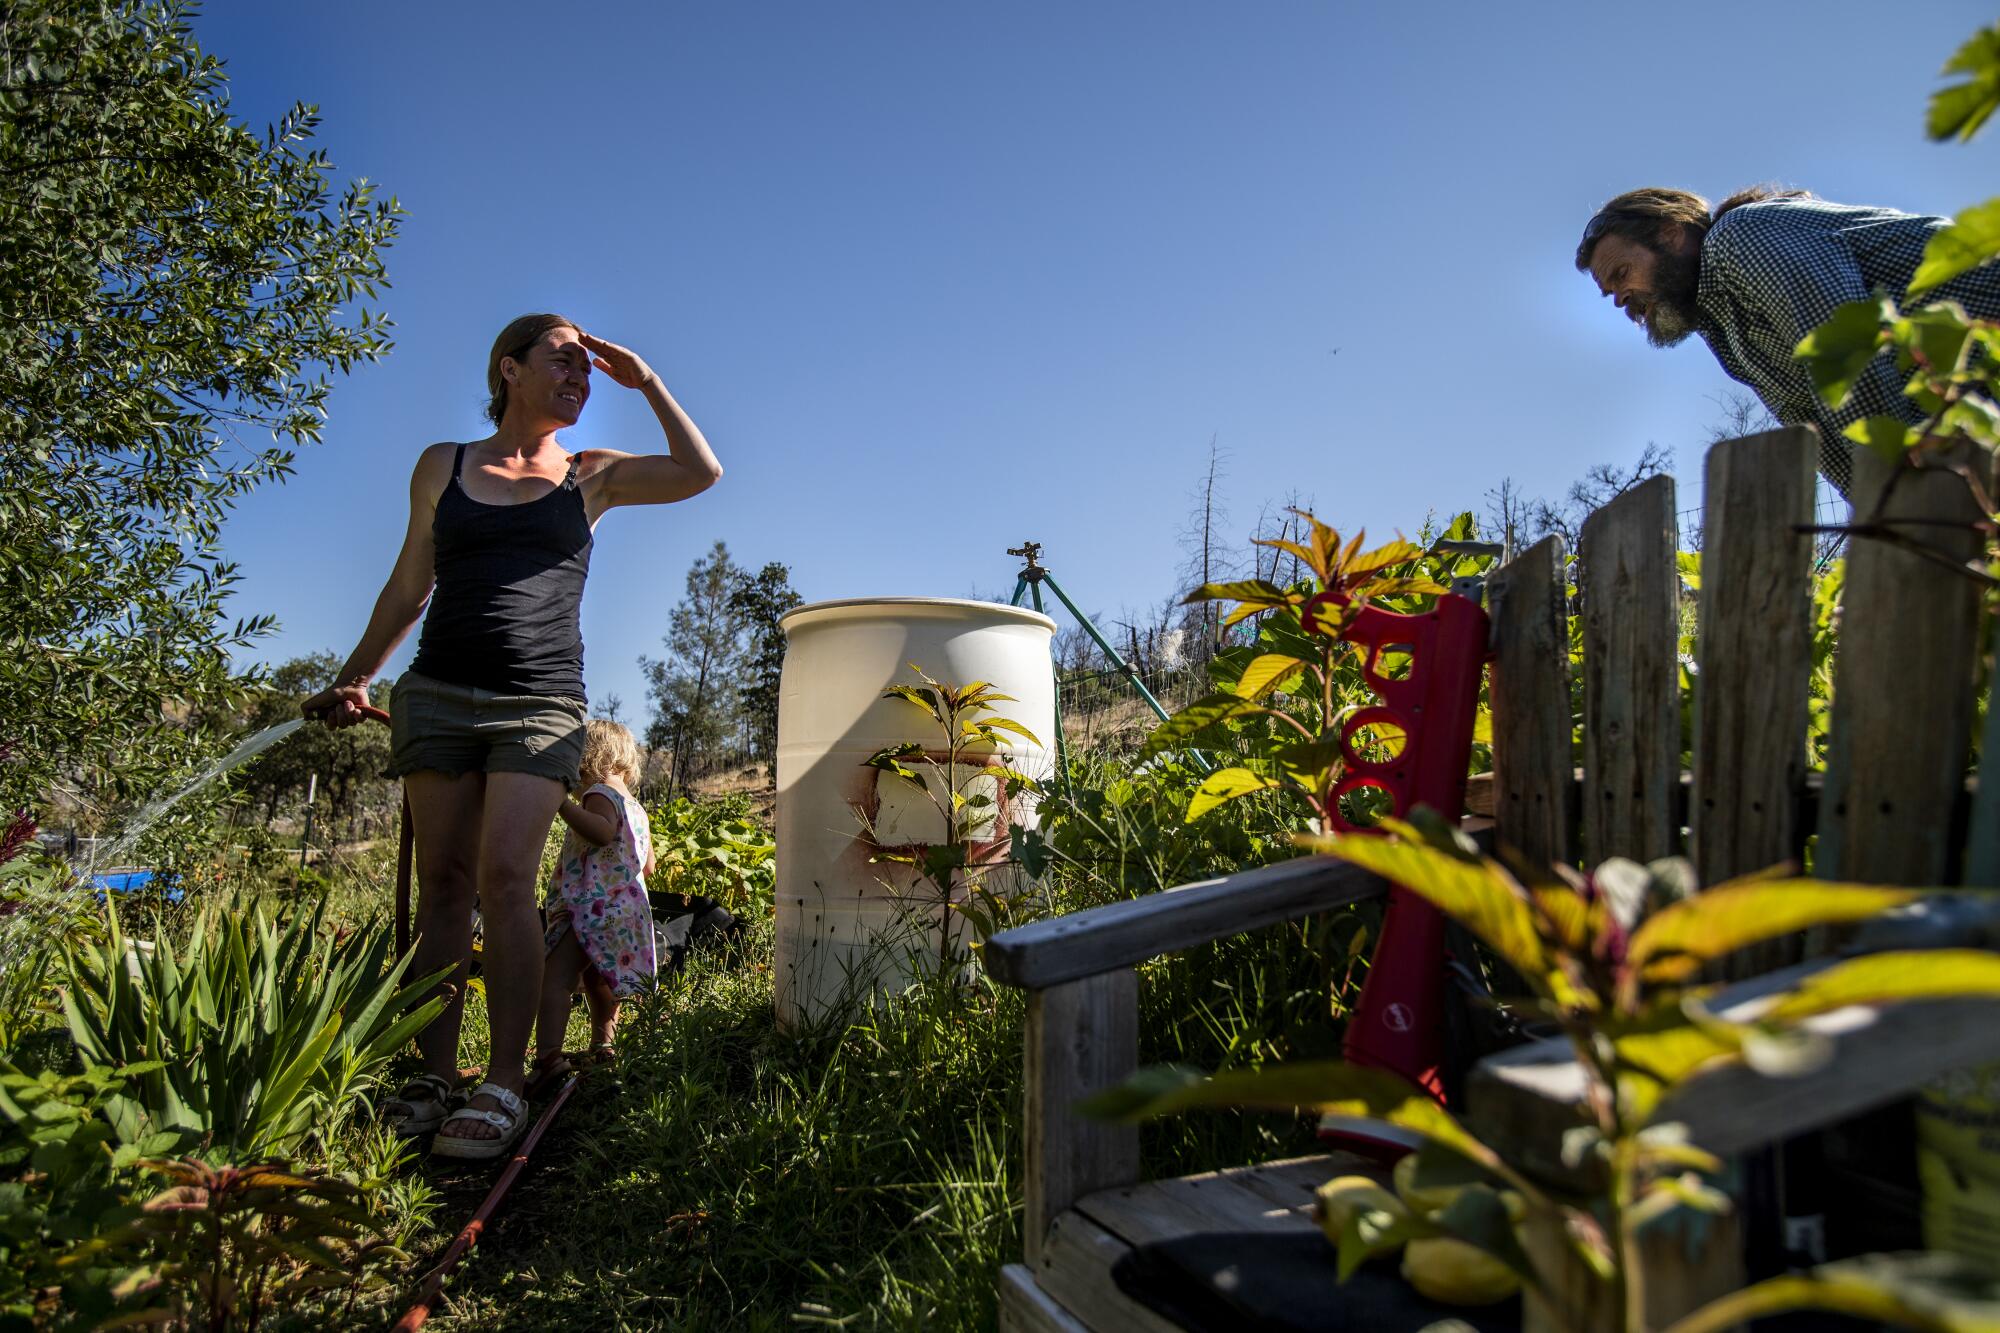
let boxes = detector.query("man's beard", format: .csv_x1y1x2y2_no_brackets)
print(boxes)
1641,244,1702,348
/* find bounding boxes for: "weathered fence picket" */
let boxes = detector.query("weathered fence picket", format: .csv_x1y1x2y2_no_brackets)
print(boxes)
1817,445,1985,887
1578,474,1681,863
1692,427,1819,975
1485,533,1574,869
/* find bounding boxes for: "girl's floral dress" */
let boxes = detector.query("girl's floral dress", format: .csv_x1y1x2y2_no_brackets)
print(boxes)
545,783,657,996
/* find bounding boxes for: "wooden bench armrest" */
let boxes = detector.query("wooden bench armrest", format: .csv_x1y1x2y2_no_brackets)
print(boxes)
987,819,1494,992
1467,954,2000,1183
985,854,1387,991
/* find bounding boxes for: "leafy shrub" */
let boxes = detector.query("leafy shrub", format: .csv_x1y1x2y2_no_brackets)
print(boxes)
60,905,447,1159
646,792,776,914
0,855,103,1053
0,1062,175,1327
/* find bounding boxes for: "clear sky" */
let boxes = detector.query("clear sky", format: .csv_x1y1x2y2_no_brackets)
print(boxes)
199,1,1996,722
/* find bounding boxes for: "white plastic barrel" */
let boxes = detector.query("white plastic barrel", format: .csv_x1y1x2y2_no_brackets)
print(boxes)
774,597,1056,1028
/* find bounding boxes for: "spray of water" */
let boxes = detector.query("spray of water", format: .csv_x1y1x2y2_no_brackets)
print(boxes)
1,717,315,991
89,718,309,870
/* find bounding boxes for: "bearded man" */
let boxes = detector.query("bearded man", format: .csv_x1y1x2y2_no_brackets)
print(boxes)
1575,187,2000,494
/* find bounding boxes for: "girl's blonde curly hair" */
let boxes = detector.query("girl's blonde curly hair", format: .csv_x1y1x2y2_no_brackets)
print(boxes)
579,718,642,787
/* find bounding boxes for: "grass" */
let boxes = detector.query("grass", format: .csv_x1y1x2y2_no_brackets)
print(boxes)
44,777,1359,1330
400,890,1356,1331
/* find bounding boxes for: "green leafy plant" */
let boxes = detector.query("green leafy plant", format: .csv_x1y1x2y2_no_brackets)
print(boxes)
1021,749,1312,903
61,905,448,1160
647,793,777,915
0,0,401,816
0,1061,179,1328
859,665,1045,959
1792,20,2000,589
71,1156,408,1330
0,853,104,1054
1150,511,1486,831
1088,816,2000,1331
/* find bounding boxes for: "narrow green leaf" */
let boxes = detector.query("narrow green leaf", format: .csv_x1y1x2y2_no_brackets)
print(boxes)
1302,828,1550,986
1761,949,2000,1023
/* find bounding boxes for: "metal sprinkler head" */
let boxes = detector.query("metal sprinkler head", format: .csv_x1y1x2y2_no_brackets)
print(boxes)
1006,541,1045,581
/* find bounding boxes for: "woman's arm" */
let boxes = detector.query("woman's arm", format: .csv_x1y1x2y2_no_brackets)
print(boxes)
557,791,621,847
576,332,723,516
302,445,449,726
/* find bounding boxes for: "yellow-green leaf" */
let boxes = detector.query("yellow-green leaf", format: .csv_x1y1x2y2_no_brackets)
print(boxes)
1186,766,1279,821
1625,880,1921,982
1080,1060,1506,1177
1352,575,1449,599
1761,949,2000,1024
1184,579,1297,607
1342,539,1426,580
1303,829,1549,984
1235,653,1306,700
1251,537,1326,582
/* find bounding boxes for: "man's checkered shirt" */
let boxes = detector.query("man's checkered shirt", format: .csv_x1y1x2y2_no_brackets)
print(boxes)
1695,197,2000,495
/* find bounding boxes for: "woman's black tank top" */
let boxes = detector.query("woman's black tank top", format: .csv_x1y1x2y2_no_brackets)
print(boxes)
409,444,593,701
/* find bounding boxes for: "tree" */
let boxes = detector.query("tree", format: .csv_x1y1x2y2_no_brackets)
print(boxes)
0,1,400,815
730,561,801,767
1176,436,1232,663
238,653,398,836
641,541,748,792
1482,442,1672,554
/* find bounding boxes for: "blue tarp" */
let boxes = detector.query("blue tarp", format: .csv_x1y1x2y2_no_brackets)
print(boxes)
90,869,184,903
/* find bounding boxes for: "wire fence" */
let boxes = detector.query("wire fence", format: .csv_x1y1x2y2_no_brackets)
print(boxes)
1676,475,1850,572
1054,662,1207,752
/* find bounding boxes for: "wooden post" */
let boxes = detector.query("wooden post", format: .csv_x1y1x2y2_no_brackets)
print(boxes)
1579,474,1682,864
1692,428,1817,972
1022,970,1139,1266
1817,445,1984,887
1486,534,1575,872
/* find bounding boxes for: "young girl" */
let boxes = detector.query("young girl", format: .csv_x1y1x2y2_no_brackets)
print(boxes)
534,719,656,1076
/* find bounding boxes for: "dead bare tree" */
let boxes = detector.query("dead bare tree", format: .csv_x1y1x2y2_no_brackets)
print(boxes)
1177,437,1233,665
1484,443,1674,554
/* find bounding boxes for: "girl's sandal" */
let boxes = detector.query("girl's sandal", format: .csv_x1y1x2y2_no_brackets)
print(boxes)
577,1043,617,1069
383,1073,456,1137
527,1051,573,1096
430,1082,529,1161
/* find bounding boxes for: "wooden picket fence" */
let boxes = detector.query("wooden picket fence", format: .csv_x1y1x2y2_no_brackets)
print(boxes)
984,426,2000,1333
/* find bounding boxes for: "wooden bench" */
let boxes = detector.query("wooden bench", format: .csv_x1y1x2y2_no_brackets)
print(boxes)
987,427,2000,1332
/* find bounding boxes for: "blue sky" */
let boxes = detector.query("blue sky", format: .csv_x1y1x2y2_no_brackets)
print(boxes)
201,1,1996,722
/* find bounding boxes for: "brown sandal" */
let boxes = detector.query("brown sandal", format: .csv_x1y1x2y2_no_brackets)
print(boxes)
527,1050,574,1095
574,1043,617,1069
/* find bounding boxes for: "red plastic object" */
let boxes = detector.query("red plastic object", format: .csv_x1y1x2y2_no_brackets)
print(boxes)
1303,590,1489,1103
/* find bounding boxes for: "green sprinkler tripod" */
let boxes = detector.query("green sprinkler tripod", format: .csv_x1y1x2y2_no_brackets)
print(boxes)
1006,541,1206,784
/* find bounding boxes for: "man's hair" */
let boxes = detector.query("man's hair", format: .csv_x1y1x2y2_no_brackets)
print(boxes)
1575,185,1813,271
485,312,578,426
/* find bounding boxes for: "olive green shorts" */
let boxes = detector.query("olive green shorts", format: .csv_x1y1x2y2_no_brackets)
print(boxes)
387,671,588,789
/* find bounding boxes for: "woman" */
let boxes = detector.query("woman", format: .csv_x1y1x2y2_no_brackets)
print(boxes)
304,314,721,1158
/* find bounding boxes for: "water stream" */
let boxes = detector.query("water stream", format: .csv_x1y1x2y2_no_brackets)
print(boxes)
2,717,314,983
88,717,309,871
